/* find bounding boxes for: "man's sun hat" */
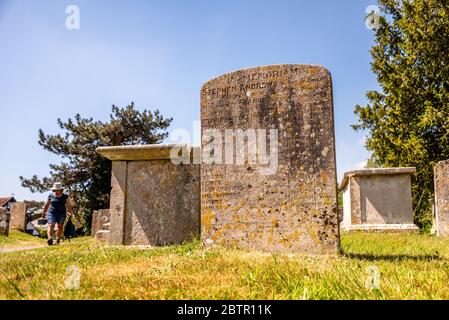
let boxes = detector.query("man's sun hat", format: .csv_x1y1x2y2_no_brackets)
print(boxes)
51,182,64,191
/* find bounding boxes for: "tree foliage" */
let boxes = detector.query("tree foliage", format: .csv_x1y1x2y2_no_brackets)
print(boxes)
24,200,45,220
20,103,172,233
353,0,449,229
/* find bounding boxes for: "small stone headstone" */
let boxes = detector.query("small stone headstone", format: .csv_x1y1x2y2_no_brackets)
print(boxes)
9,202,28,232
91,209,111,236
434,160,449,236
0,207,10,236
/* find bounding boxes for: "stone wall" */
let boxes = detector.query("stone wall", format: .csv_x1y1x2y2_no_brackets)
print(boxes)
434,160,449,236
9,202,28,231
200,64,339,254
0,207,10,236
97,144,200,246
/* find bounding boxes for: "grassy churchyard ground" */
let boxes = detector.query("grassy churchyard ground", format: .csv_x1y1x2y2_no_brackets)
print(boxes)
0,230,46,252
0,231,448,300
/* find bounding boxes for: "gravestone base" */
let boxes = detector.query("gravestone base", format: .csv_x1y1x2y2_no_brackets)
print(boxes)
343,224,419,233
96,230,110,243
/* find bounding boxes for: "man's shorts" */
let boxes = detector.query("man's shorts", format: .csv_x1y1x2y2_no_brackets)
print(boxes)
47,213,66,225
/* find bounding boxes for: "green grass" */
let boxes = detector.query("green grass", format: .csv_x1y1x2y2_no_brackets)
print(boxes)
0,230,46,249
0,232,449,299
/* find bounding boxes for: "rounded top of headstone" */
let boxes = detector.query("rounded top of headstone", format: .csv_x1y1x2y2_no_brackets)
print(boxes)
201,64,331,89
435,159,449,168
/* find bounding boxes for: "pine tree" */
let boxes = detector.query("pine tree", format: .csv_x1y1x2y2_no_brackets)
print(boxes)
353,0,449,229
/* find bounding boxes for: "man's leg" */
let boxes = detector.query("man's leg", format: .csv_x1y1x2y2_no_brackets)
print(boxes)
47,223,55,245
56,223,64,244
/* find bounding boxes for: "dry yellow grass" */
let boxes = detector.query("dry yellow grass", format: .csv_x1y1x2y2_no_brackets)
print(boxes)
0,232,448,299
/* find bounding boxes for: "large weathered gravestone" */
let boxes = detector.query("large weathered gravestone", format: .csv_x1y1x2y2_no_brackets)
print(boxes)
9,202,27,231
97,144,200,246
340,168,418,232
201,64,339,254
0,207,10,236
434,160,449,237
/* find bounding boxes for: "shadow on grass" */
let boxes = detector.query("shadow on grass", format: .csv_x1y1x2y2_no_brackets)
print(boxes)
341,252,442,261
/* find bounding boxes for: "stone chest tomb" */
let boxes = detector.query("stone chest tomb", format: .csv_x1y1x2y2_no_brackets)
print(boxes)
200,64,340,254
340,167,418,232
97,144,200,246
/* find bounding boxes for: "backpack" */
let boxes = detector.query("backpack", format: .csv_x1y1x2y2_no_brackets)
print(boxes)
64,217,77,240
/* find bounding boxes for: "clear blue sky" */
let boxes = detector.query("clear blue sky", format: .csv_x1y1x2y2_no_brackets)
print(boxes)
0,0,378,201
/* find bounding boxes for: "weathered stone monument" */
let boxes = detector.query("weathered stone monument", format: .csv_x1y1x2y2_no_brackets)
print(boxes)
434,160,449,237
201,64,339,254
340,168,418,232
9,202,28,232
91,209,111,242
91,209,110,236
0,207,10,236
97,144,200,246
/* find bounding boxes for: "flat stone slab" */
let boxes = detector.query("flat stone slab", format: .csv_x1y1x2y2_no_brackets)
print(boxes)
97,144,199,161
340,167,416,190
343,224,419,233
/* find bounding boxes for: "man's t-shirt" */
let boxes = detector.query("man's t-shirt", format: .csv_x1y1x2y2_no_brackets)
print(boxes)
47,193,69,216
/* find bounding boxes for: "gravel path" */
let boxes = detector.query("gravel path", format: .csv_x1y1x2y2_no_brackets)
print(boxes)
0,245,47,253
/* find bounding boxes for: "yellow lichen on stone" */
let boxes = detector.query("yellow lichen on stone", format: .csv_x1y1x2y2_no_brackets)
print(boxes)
201,209,214,234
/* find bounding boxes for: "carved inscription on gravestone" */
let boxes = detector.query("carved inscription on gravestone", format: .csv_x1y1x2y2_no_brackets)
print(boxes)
200,64,339,253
